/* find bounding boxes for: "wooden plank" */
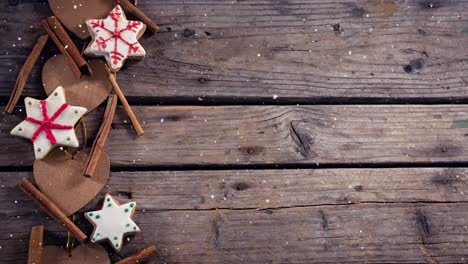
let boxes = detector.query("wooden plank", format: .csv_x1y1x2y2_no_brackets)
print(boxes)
2,1,468,100
1,168,468,263
2,105,468,166
2,184,468,262
1,168,467,212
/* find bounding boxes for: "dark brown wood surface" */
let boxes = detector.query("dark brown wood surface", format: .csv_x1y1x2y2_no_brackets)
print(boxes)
2,0,468,102
1,0,468,263
1,168,468,263
3,105,468,167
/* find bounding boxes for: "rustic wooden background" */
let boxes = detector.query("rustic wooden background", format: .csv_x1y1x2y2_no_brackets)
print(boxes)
1,0,468,263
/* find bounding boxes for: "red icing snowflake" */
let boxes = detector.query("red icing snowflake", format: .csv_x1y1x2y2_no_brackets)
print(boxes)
85,5,146,71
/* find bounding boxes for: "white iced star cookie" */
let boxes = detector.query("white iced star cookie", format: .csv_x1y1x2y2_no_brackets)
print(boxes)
85,194,140,252
84,5,146,72
10,86,87,160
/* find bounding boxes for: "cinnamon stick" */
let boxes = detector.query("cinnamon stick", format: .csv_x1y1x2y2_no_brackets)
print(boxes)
41,16,91,78
46,17,89,72
114,0,159,33
18,178,87,242
28,225,43,264
105,66,144,136
115,245,158,264
5,35,48,113
84,94,118,177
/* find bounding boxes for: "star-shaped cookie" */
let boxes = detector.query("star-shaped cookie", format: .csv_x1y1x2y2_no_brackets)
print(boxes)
84,5,146,72
10,86,87,160
85,194,140,252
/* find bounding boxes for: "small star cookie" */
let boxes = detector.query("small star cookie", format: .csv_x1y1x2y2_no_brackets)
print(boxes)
85,194,140,252
85,5,146,72
10,86,87,160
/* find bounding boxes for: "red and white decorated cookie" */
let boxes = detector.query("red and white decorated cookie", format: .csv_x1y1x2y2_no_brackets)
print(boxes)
10,86,87,160
84,5,146,72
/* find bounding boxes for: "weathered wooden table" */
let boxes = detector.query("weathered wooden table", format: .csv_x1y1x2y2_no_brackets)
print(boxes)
1,0,468,263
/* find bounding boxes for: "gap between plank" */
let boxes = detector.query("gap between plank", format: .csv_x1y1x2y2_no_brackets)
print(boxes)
3,161,468,173
3,95,468,106
135,200,468,213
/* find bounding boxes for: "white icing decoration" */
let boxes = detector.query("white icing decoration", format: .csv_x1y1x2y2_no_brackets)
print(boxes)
86,193,140,252
10,86,87,160
85,5,146,72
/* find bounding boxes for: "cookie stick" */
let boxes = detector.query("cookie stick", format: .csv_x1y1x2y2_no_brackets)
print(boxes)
105,65,144,136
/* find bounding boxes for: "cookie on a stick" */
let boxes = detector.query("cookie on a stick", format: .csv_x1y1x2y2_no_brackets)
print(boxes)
85,5,146,72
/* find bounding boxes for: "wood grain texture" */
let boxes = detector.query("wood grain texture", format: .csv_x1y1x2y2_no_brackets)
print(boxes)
1,168,468,263
1,0,468,101
2,168,468,212
102,168,468,211
3,105,468,166
2,1,468,263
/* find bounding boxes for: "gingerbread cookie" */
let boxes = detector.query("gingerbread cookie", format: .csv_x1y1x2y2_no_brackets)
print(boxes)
85,193,140,252
10,86,87,160
84,5,146,72
42,243,111,264
48,0,115,39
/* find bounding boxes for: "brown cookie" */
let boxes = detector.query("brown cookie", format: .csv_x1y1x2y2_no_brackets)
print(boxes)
48,0,115,39
42,244,110,263
33,148,110,216
42,54,113,112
